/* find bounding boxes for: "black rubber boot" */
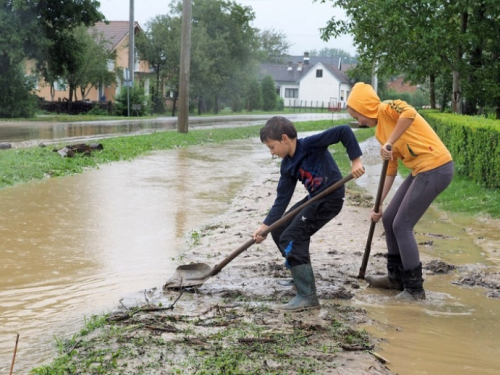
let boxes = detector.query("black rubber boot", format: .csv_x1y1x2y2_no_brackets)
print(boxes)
364,254,404,291
275,264,320,312
396,263,426,300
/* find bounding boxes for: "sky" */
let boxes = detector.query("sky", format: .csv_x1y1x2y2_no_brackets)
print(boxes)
97,0,356,56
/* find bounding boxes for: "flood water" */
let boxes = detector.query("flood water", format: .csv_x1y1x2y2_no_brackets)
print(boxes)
1,128,499,374
0,113,335,145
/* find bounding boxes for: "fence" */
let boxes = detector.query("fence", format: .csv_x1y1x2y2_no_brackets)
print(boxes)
286,99,344,113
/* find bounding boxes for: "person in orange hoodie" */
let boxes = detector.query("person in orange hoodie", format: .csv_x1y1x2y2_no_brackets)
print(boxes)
347,82,454,300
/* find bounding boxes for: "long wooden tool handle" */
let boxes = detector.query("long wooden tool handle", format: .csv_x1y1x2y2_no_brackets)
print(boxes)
358,147,391,279
210,173,354,276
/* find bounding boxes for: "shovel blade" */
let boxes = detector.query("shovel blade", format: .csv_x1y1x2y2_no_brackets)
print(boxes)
163,263,213,289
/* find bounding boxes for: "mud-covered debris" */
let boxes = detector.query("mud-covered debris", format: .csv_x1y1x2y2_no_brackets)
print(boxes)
424,260,455,274
419,240,434,246
53,143,104,157
319,287,354,300
453,271,500,298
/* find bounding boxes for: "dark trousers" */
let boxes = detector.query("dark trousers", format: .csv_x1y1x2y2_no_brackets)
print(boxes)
383,161,454,270
271,195,344,267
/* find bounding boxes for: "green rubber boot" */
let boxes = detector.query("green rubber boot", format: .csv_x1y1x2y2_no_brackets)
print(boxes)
365,254,404,291
275,264,320,312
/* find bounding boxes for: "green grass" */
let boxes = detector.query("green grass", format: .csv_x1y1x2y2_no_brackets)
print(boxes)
30,299,373,374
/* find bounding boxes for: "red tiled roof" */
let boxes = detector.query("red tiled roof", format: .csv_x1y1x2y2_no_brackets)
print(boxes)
91,21,141,51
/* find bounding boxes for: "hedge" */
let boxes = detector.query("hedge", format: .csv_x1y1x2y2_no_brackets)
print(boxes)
421,110,500,189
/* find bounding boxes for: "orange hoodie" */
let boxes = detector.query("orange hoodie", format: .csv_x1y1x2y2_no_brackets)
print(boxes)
347,82,452,176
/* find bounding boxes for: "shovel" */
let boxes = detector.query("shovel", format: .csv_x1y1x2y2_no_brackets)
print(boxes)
164,173,354,289
357,146,391,279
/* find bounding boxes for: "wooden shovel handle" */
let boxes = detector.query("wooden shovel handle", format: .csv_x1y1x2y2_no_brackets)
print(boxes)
358,146,392,279
210,173,354,276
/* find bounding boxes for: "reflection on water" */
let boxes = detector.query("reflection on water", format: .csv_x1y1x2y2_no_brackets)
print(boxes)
0,119,175,144
0,137,271,373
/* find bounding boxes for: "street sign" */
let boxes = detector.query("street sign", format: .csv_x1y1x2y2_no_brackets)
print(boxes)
124,81,133,87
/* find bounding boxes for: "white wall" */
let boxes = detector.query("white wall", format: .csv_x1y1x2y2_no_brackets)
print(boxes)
280,83,300,108
298,63,341,108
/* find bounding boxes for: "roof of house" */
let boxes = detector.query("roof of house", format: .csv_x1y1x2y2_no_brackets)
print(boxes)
387,76,419,93
287,55,341,69
260,61,351,85
91,21,142,51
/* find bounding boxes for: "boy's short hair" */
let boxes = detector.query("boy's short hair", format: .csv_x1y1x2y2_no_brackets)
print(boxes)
260,116,297,142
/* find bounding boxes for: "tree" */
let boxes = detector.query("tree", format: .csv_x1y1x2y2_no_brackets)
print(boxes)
255,28,291,63
0,0,105,116
136,15,182,114
309,47,357,63
261,75,277,111
246,79,262,111
0,3,39,117
181,0,258,114
33,0,105,102
63,26,116,101
317,0,500,117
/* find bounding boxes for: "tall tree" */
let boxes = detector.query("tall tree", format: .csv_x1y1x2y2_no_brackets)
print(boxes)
309,47,357,64
255,28,291,63
0,0,104,115
136,14,182,113
67,26,117,101
183,0,258,114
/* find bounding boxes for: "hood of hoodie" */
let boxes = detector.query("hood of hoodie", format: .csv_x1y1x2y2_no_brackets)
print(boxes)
347,82,380,118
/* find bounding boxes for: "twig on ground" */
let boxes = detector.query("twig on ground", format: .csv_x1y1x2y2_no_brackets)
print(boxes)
9,333,19,375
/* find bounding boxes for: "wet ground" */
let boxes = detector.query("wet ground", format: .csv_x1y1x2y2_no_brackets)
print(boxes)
1,124,499,374
0,113,335,146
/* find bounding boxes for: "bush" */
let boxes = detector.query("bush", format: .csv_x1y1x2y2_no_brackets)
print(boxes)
246,79,262,111
114,85,149,116
422,111,500,189
0,63,38,118
261,75,278,111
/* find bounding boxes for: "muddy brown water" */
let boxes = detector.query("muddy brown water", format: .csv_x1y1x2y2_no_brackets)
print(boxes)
1,132,499,374
0,113,335,145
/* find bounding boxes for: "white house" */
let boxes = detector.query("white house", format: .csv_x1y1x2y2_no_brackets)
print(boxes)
259,53,353,109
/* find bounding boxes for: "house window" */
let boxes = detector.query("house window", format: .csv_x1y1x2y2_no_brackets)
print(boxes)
54,79,68,91
316,69,323,78
285,88,298,98
340,90,345,101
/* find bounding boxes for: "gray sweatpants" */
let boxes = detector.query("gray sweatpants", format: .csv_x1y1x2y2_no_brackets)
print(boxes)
383,161,454,270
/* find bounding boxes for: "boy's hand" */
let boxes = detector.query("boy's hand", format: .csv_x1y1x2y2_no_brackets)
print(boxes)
351,157,365,178
253,224,269,243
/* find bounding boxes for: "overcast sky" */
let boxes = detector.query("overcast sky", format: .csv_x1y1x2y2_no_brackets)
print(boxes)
98,0,356,56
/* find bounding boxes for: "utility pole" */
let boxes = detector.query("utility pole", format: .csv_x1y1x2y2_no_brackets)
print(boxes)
371,60,378,95
127,0,135,117
177,0,192,133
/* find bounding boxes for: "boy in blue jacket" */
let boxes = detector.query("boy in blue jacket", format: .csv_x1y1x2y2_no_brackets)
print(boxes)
253,116,364,312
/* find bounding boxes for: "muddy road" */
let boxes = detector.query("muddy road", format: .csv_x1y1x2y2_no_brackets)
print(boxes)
1,131,499,374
